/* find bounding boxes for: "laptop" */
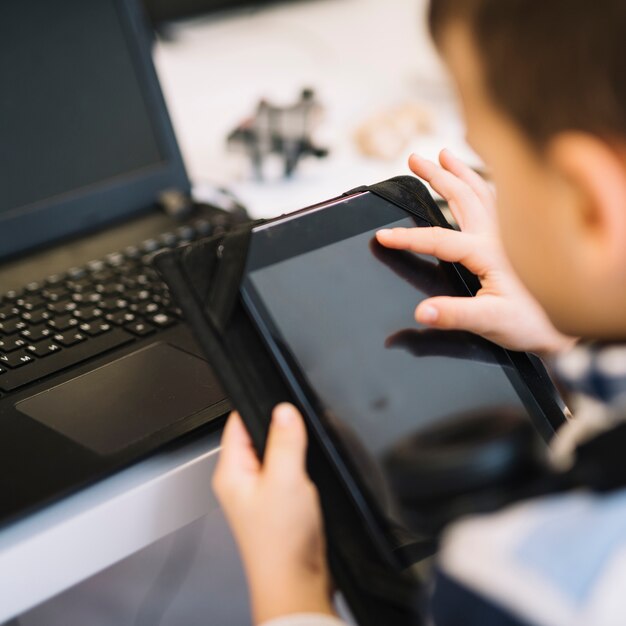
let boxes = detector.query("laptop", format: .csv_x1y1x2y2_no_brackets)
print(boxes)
0,0,235,525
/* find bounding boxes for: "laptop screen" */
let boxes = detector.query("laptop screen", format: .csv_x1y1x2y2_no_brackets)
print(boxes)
0,0,188,260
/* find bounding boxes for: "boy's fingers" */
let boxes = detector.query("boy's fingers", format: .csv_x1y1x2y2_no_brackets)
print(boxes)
416,295,497,335
376,227,491,276
262,403,309,483
214,412,261,491
438,149,496,214
410,154,471,202
408,154,487,231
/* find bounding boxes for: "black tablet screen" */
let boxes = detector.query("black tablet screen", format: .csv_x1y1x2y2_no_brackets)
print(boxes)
243,192,541,526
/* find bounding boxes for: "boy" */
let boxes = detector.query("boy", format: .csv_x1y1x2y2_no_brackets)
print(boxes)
213,1,626,624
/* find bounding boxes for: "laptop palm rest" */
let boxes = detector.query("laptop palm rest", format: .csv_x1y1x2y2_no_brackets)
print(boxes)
16,343,225,456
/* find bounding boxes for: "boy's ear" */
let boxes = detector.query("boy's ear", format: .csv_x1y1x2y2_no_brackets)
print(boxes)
547,132,626,270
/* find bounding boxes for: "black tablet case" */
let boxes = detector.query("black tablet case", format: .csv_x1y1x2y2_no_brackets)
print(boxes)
153,176,565,625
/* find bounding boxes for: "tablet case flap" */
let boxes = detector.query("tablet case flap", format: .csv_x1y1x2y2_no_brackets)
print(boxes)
178,221,264,331
348,175,450,229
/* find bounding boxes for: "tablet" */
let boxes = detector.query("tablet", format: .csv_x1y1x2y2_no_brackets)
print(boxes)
240,189,564,555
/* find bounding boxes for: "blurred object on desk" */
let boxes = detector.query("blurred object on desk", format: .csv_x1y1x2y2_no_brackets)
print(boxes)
354,101,434,160
153,0,483,218
227,88,328,180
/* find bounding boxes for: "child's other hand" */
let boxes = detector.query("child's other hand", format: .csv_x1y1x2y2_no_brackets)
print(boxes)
213,405,336,625
376,150,576,355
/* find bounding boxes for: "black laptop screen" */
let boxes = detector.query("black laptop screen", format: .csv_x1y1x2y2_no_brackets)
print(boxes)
0,0,166,216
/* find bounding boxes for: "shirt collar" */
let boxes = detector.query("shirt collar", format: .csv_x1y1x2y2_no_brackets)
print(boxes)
555,342,626,410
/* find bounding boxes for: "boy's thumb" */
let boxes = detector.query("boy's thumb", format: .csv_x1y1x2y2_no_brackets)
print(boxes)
263,403,308,481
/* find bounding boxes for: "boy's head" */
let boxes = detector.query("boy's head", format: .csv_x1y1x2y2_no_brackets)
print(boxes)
428,0,626,339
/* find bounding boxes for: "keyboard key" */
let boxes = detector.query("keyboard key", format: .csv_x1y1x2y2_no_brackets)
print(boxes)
0,349,35,369
47,314,79,331
159,232,177,247
47,300,77,314
16,294,46,311
24,281,42,293
106,252,125,267
135,301,160,316
0,304,19,320
151,284,169,296
53,330,87,347
126,288,151,302
141,238,159,253
90,269,116,283
135,270,151,283
3,290,20,301
66,277,92,292
20,324,52,341
79,321,112,336
0,336,27,352
176,225,195,241
195,219,213,237
74,306,103,320
67,267,87,280
120,276,138,289
42,286,70,302
67,266,87,280
0,329,134,392
0,318,27,334
26,340,62,358
123,245,141,259
45,273,65,286
21,309,51,324
100,297,128,311
105,311,136,325
124,321,155,337
72,291,102,304
87,259,105,273
112,260,139,274
96,282,126,295
149,313,176,328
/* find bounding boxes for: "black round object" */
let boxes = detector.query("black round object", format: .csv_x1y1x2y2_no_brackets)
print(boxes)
383,407,544,524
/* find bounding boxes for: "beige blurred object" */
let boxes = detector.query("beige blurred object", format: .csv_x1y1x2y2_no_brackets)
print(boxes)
355,102,434,160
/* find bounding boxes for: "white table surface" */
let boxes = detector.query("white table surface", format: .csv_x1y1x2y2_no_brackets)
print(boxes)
0,1,471,621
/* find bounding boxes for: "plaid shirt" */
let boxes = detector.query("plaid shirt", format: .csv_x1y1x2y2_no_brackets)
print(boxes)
555,342,626,412
549,342,626,468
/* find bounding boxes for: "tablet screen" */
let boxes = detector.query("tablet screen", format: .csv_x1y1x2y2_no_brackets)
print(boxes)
242,191,544,530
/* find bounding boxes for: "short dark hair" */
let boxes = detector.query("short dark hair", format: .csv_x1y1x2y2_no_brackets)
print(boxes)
428,0,626,145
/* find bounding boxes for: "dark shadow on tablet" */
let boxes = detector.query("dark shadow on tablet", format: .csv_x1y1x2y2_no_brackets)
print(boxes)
385,328,511,368
322,408,437,564
368,238,461,298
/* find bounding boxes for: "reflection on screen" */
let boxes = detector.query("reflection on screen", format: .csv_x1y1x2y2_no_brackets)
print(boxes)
249,217,525,470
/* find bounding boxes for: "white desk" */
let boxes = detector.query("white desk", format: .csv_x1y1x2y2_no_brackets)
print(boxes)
156,0,476,216
0,1,471,622
0,432,221,623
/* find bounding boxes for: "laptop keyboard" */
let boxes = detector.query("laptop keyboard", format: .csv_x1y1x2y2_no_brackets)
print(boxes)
0,218,221,394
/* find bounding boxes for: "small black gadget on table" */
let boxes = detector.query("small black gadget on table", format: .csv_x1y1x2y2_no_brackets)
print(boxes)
155,176,567,625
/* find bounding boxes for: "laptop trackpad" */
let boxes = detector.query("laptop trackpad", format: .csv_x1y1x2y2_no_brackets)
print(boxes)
16,343,225,455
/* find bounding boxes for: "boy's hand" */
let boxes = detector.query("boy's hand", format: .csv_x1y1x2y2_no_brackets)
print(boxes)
376,150,576,355
213,405,336,625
